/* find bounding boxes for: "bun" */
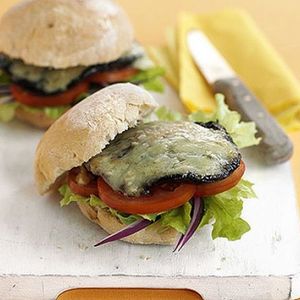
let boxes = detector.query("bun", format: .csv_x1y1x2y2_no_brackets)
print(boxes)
0,0,134,68
35,83,158,194
15,106,56,129
78,201,178,245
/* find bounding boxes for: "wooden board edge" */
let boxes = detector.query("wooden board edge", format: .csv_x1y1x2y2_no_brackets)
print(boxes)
0,274,291,300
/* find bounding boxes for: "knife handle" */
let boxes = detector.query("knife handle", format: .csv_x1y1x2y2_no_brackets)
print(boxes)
212,77,293,165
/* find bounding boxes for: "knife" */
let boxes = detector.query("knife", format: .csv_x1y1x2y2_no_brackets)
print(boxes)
187,30,293,165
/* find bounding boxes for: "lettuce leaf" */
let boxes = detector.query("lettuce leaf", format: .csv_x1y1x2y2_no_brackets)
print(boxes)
189,94,261,148
59,184,152,225
59,184,87,206
21,104,70,120
43,106,70,119
154,94,260,148
0,102,69,123
0,70,11,84
0,102,18,122
160,202,192,234
130,66,165,82
130,67,165,92
155,106,183,121
199,180,255,240
142,77,164,93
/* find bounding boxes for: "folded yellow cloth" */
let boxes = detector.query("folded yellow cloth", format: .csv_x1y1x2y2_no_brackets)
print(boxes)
149,9,300,132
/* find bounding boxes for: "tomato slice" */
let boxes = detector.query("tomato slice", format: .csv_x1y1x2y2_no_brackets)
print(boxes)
10,81,89,107
194,160,246,196
68,168,98,197
97,178,197,214
87,67,138,85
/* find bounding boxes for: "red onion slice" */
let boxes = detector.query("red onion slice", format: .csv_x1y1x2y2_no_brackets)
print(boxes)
94,219,152,247
173,197,204,252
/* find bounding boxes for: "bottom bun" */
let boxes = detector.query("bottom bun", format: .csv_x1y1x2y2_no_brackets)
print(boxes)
15,106,56,129
77,202,179,245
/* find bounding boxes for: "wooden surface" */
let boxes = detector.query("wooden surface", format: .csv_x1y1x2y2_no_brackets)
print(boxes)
3,275,290,300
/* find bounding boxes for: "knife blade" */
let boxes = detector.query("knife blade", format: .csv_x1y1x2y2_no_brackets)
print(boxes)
187,30,293,165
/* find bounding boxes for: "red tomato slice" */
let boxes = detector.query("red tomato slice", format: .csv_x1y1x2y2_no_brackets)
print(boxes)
97,178,197,214
10,81,89,107
68,168,98,197
87,67,138,84
194,160,246,196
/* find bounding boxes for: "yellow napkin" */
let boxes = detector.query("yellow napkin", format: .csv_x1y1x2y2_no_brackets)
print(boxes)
148,9,300,132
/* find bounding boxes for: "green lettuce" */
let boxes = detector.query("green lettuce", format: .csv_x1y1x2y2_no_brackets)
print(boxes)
0,70,10,84
160,202,192,234
142,77,164,92
130,67,165,92
0,102,18,122
155,94,260,148
0,70,15,122
59,184,82,206
155,106,183,121
44,106,70,119
188,94,261,148
200,180,256,240
22,104,70,120
0,102,70,122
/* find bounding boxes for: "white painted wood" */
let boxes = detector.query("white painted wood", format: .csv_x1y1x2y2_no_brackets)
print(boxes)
292,273,300,299
0,85,300,299
0,275,292,300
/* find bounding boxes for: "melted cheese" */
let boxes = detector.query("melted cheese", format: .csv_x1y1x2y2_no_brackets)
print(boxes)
87,121,240,196
8,43,143,94
9,61,86,93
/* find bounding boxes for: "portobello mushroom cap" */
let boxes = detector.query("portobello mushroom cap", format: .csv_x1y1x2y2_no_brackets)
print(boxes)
86,121,241,197
0,49,141,95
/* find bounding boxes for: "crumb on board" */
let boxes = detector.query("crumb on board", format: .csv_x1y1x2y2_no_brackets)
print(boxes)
78,243,89,251
139,255,151,261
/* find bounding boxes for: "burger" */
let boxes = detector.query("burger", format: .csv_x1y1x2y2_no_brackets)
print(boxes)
0,0,163,128
35,83,259,250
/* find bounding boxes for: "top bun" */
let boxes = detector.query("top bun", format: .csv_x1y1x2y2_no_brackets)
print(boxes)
34,83,158,195
0,0,134,68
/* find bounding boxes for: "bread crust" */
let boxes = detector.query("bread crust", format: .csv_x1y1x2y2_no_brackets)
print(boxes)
77,201,178,245
35,83,158,195
15,106,56,129
0,0,134,68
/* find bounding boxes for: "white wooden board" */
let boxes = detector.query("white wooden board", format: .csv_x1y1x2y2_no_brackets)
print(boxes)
0,85,300,300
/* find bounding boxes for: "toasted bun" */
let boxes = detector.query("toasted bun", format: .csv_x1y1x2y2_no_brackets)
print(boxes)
0,0,134,68
15,106,56,129
78,202,178,245
35,83,158,195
